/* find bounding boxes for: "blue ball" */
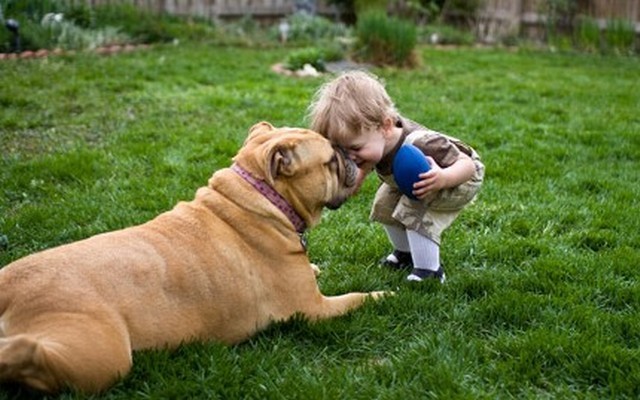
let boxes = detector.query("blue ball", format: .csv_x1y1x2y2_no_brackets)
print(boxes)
392,144,431,200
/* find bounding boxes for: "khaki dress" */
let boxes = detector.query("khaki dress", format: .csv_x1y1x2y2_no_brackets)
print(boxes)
370,117,485,244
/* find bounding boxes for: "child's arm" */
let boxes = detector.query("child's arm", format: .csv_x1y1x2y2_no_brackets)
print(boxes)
412,153,475,199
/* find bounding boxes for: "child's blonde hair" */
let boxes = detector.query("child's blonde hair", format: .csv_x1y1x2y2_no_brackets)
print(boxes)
308,70,398,144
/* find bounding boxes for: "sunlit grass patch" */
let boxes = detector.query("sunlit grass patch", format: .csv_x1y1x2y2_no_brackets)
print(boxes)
1,44,639,399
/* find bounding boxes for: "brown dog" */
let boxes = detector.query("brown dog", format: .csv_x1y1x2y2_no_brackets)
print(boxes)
0,122,388,394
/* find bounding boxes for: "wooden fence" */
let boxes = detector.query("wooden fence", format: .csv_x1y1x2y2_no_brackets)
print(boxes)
86,0,339,20
86,0,640,41
478,0,640,42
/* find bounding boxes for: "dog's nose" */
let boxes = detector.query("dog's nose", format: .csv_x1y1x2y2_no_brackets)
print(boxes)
344,159,357,188
335,147,358,188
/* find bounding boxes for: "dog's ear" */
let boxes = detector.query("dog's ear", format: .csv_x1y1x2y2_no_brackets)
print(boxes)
245,121,275,145
267,145,295,184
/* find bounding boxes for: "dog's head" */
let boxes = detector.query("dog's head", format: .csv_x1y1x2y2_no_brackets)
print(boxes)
233,121,358,228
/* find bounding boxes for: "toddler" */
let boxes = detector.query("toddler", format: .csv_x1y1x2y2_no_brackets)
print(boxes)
308,70,484,282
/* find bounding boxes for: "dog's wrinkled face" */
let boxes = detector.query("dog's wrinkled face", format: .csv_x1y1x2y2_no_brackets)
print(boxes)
233,122,358,228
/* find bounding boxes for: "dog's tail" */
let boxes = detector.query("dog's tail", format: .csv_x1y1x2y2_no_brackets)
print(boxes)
0,314,134,394
0,334,66,393
0,271,61,392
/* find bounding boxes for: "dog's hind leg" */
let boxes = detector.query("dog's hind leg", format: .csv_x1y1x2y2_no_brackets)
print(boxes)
0,314,133,394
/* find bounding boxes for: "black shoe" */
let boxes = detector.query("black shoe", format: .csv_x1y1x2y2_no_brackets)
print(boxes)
380,250,413,270
406,267,446,283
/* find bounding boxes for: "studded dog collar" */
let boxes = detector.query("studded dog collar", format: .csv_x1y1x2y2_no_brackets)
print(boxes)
231,164,307,234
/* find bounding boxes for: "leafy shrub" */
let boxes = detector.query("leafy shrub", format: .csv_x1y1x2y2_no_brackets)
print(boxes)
604,19,636,55
89,3,180,43
1,0,61,21
353,10,418,67
321,42,347,62
283,45,346,72
63,3,95,29
0,0,214,52
571,17,636,56
7,20,51,51
284,47,326,71
41,13,130,49
0,29,8,52
574,16,600,53
0,0,58,51
0,12,130,52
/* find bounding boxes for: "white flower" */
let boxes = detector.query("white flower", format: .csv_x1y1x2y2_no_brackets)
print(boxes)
42,13,64,26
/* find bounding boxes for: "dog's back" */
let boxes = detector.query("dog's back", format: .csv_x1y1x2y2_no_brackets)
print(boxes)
0,199,219,393
0,177,302,393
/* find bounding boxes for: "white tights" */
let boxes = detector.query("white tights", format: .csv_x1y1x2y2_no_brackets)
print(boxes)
383,224,440,271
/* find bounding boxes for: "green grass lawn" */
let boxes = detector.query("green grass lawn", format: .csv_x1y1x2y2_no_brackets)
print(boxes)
1,43,639,399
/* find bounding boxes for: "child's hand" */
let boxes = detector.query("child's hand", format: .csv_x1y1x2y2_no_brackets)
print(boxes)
412,156,446,199
412,154,476,199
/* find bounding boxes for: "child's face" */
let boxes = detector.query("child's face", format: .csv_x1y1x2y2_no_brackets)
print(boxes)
336,127,387,171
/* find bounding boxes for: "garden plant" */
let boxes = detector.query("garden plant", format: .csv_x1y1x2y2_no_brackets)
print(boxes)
1,12,640,400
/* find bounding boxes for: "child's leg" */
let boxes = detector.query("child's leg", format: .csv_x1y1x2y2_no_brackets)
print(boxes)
406,230,445,283
384,224,410,252
407,230,439,270
380,224,412,269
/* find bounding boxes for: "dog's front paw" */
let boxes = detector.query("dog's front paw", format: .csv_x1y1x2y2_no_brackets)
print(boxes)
370,290,394,300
